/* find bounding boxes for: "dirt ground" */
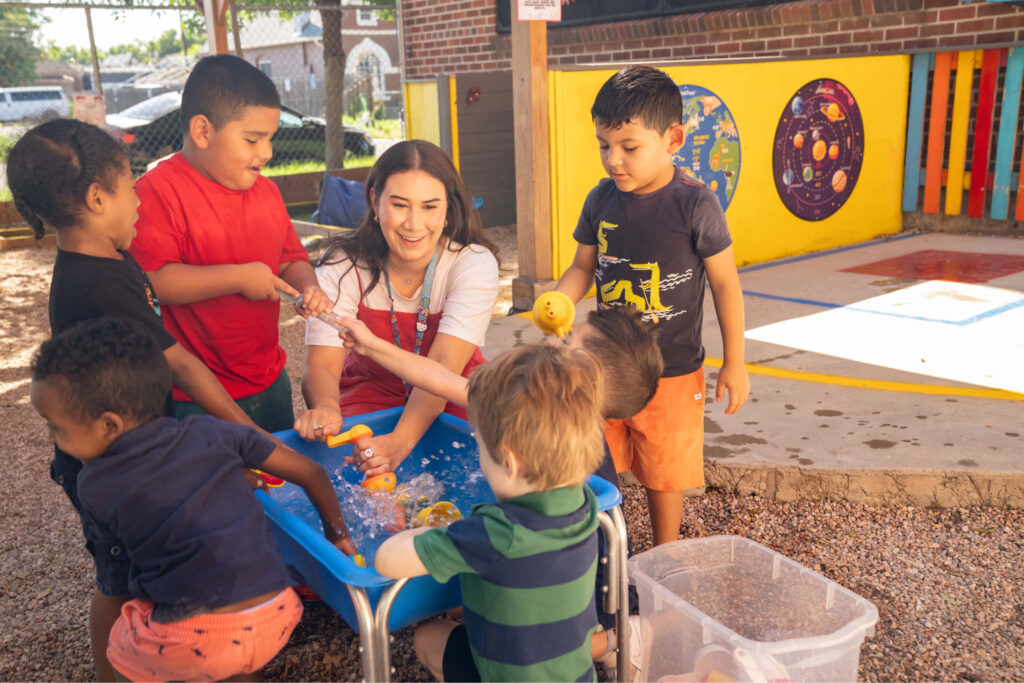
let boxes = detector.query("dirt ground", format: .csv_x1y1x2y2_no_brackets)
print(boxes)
1,242,1022,682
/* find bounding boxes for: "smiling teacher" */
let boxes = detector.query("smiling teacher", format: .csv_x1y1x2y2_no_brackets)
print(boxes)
295,140,499,477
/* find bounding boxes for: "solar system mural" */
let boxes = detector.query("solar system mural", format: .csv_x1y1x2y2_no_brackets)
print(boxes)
773,79,865,221
673,84,741,211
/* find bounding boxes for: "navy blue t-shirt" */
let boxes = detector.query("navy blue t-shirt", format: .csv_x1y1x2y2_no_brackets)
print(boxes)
574,171,733,376
77,416,293,623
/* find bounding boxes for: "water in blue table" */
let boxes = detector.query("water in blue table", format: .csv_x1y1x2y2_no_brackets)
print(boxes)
268,438,494,564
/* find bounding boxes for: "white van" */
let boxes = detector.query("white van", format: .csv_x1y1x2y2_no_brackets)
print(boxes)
0,86,71,122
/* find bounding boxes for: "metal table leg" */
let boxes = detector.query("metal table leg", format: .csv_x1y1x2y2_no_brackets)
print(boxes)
598,506,631,683
347,585,379,682
373,578,410,682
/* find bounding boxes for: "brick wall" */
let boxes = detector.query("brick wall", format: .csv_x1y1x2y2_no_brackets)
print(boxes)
401,0,1024,78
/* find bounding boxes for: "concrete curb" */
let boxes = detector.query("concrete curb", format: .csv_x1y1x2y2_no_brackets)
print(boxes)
704,461,1024,509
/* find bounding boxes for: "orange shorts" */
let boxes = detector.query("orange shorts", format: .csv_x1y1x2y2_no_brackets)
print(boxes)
605,368,705,492
107,588,303,682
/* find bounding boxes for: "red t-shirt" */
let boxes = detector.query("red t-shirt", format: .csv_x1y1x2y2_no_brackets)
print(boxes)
131,153,308,401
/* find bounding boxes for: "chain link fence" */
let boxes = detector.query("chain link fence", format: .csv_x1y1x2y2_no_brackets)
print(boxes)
1,2,401,203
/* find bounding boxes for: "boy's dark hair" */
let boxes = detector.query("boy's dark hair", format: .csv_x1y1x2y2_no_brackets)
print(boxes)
31,317,171,423
591,65,682,134
319,139,498,296
583,305,662,419
7,119,128,239
180,54,281,134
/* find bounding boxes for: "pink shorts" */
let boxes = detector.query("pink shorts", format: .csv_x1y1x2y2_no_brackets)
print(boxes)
605,368,706,492
107,588,303,682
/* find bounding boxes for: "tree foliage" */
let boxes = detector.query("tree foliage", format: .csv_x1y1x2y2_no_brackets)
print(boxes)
0,8,41,86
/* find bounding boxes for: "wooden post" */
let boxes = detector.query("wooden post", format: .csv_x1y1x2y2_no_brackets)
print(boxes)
84,8,102,94
203,0,230,55
510,3,552,311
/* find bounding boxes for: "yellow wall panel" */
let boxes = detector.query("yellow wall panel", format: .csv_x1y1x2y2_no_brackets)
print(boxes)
404,80,441,146
548,56,910,274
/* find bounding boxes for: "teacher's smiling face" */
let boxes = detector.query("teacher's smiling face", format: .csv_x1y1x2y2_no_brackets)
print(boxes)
371,169,448,270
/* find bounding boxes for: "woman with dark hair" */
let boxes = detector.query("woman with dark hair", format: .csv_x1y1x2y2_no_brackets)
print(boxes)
295,140,499,476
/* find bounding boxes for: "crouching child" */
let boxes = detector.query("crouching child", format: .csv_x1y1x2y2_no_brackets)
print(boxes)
29,317,356,682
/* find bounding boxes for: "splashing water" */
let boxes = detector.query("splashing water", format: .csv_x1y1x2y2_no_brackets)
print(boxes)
268,438,496,565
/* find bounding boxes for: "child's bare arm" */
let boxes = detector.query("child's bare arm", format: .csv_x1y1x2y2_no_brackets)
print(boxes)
165,344,257,425
148,262,299,305
259,445,357,555
555,244,599,303
340,317,470,408
704,245,750,414
279,260,332,318
375,528,431,578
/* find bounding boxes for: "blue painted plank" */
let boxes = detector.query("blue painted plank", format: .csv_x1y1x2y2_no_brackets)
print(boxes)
902,53,930,212
991,47,1024,220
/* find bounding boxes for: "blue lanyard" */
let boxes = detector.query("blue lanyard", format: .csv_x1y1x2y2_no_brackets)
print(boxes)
383,243,442,395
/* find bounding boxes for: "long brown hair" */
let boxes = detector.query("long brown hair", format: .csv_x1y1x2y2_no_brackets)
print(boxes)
318,139,498,296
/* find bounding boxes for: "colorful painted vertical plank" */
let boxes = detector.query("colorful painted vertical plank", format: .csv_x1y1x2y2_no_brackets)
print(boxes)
967,49,1001,218
991,48,1024,220
902,53,930,212
923,53,953,214
945,50,976,216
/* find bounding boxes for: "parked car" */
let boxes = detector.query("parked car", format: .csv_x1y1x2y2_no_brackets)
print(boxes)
0,86,71,122
105,91,376,172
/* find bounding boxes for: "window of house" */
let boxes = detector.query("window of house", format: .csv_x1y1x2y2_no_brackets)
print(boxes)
357,9,377,26
258,60,272,77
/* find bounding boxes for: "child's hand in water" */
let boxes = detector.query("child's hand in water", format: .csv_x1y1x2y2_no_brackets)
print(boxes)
339,317,383,356
238,262,297,302
331,534,358,556
295,284,332,318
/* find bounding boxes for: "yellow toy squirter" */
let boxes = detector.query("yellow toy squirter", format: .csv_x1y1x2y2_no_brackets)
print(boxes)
325,424,395,493
532,290,575,338
415,501,463,528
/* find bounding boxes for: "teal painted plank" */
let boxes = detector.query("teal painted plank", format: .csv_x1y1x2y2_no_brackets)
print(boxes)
902,53,930,212
991,47,1024,220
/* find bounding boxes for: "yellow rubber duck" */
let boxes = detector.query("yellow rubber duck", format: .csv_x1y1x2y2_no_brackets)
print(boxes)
532,290,575,338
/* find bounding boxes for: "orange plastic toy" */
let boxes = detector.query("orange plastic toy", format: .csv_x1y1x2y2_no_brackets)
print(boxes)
326,424,373,448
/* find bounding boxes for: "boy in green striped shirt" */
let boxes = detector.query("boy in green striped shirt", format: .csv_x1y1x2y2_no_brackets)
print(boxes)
375,345,607,681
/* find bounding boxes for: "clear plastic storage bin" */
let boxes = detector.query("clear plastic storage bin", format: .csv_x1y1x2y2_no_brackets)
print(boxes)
628,536,878,683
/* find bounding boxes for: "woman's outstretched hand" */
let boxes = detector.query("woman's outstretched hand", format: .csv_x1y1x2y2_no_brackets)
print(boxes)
294,407,344,442
346,432,413,477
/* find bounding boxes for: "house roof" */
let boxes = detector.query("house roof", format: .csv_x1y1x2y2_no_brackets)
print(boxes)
236,11,321,50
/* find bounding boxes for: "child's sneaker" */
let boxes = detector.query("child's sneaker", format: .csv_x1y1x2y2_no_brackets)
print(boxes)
594,615,645,681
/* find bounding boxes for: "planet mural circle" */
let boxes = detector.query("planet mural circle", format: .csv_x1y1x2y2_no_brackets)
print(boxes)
672,84,741,211
772,79,864,220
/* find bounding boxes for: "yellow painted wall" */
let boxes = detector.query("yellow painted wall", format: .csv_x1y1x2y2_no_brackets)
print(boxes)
404,80,441,146
548,56,910,275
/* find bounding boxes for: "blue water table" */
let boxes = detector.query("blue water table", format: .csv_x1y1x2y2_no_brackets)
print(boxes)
259,407,632,682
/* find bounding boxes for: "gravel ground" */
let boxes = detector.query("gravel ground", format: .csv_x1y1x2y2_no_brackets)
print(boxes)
1,242,1023,682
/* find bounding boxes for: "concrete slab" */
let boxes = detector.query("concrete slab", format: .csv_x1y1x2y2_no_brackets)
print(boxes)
481,232,1024,508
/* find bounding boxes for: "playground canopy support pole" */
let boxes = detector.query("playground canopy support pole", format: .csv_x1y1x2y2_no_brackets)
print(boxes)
511,3,553,310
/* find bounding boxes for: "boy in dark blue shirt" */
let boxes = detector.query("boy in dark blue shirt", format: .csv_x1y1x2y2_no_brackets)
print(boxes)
29,318,355,682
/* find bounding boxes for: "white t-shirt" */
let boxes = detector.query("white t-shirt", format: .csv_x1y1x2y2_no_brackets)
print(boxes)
306,242,499,348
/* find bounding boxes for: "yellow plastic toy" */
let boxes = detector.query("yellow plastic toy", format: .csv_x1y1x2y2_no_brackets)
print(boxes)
324,424,396,492
416,501,463,528
532,290,575,338
353,554,367,568
252,470,285,487
326,424,373,448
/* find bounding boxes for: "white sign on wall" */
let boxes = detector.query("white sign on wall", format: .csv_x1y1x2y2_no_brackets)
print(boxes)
518,0,561,22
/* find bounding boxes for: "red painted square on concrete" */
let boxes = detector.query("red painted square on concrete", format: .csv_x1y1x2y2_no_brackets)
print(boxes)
841,250,1024,284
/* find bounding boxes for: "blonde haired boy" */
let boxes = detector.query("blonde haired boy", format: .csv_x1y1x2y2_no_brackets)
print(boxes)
375,345,605,681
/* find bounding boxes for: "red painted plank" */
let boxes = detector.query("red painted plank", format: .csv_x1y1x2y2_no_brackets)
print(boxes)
923,52,953,214
967,49,1001,218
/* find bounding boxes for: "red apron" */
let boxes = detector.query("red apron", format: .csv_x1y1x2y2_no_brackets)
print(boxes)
338,273,484,419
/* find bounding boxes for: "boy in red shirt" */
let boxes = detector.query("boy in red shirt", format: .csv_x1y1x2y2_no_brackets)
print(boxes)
131,55,331,431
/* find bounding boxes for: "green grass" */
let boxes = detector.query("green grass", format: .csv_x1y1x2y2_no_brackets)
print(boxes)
0,187,11,202
343,115,402,139
262,155,375,178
